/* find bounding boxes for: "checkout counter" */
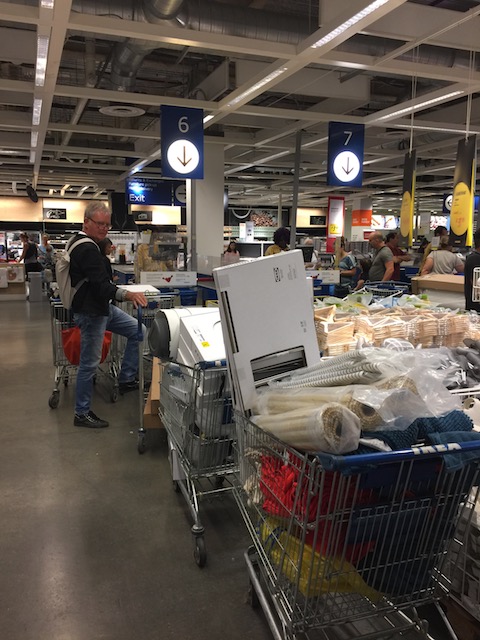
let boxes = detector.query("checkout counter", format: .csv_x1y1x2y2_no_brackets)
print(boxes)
411,273,465,309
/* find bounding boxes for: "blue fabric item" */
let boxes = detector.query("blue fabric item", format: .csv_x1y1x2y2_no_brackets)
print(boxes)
427,431,480,471
361,410,473,452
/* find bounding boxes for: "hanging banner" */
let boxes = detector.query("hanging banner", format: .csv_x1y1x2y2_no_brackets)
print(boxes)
326,196,345,252
450,136,476,248
399,150,416,248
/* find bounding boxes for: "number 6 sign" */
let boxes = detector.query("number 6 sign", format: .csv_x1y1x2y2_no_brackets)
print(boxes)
161,106,204,179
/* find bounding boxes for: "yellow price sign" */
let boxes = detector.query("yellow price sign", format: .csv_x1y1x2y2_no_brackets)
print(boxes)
201,341,210,347
329,223,339,235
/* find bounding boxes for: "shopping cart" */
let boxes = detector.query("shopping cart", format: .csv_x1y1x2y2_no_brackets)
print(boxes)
363,281,410,299
234,413,480,640
48,301,118,408
114,291,175,453
159,360,237,567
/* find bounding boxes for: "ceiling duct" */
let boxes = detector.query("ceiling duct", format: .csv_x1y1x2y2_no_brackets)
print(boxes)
110,0,311,91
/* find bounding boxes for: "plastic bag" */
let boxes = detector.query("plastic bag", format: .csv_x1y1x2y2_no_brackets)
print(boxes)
61,327,112,365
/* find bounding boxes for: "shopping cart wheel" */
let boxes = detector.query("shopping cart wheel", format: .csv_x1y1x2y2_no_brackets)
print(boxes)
48,391,60,409
193,536,206,568
63,375,69,387
137,429,147,454
110,388,119,403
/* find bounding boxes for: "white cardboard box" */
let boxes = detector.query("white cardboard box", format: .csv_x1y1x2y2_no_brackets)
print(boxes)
176,310,226,366
213,250,320,413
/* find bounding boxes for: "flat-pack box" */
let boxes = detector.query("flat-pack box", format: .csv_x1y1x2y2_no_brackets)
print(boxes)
177,310,226,366
213,250,320,413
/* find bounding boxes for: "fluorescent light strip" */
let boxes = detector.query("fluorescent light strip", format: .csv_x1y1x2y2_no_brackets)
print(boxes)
311,0,390,49
31,131,38,147
226,67,288,107
40,0,54,7
203,114,214,124
35,35,50,87
32,98,43,126
376,91,463,121
30,150,36,164
395,123,480,135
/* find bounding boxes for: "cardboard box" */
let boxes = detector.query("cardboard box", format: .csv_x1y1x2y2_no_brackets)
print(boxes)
213,250,320,413
142,357,164,430
411,274,464,294
176,310,226,366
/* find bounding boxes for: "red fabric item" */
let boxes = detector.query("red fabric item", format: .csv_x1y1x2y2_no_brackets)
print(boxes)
259,454,376,563
62,326,112,365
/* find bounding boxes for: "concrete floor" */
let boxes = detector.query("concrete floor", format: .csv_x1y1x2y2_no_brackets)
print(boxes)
0,298,457,640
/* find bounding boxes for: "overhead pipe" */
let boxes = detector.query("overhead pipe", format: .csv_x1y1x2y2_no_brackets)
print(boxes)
109,0,311,91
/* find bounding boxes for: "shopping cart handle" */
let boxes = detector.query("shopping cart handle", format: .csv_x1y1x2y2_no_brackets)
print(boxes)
197,359,228,369
137,305,144,342
317,440,480,472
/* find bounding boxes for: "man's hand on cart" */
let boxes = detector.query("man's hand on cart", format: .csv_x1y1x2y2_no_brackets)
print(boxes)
124,291,148,308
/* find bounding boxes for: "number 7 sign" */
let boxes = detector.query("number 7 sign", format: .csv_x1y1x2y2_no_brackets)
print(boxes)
327,122,365,188
161,106,204,179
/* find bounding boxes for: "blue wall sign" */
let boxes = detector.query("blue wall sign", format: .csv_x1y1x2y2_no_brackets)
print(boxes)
327,122,365,188
125,178,173,205
161,106,204,179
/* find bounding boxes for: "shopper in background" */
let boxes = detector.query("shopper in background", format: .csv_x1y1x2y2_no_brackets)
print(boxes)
38,233,53,268
354,258,372,291
368,232,394,282
385,231,411,281
420,236,464,276
17,233,42,278
419,225,449,271
98,237,118,282
303,238,319,269
69,201,147,429
223,239,241,264
265,227,290,256
338,239,357,287
464,229,480,312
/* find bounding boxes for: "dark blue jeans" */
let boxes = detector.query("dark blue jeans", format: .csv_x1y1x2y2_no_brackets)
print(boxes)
74,304,145,415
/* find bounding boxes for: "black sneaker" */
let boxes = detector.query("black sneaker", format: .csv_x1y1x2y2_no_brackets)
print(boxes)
119,380,139,395
74,411,109,428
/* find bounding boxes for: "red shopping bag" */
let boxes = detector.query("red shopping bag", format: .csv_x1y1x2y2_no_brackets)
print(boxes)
61,326,112,365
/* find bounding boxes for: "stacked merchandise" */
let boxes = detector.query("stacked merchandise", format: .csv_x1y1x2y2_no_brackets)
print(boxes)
315,305,477,354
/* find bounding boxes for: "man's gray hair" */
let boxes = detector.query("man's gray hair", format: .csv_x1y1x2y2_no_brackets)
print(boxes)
85,201,109,219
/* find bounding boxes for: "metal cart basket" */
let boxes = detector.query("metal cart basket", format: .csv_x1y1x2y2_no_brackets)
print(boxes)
48,301,118,408
363,281,410,298
234,412,480,640
159,360,237,567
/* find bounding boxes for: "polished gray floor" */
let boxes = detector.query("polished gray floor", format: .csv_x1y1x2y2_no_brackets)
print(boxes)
0,299,272,640
0,299,455,640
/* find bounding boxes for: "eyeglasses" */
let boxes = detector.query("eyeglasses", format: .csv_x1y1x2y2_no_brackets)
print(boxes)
88,218,111,230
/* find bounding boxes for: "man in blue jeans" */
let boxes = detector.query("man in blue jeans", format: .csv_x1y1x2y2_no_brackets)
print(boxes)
69,201,147,428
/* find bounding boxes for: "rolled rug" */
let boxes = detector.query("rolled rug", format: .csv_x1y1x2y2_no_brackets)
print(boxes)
253,403,361,454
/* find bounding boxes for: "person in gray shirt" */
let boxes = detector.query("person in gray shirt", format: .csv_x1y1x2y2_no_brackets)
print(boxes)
368,232,394,281
420,236,464,276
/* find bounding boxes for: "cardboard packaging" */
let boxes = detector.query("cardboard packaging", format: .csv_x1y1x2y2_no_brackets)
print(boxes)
143,357,164,429
411,274,464,294
213,250,320,413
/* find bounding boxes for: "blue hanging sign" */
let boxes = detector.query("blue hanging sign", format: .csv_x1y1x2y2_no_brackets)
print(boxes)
125,177,172,205
161,106,204,179
327,122,365,188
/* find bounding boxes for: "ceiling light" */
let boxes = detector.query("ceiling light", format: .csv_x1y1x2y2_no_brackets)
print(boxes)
311,0,390,49
226,67,288,107
35,35,49,87
376,91,464,121
203,114,214,124
30,150,36,164
99,105,145,118
60,183,71,197
40,0,55,7
12,181,17,195
49,188,54,195
77,186,89,196
32,98,43,126
31,131,38,147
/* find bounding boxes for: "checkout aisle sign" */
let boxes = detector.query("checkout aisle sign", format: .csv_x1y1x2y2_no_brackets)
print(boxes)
450,136,476,248
327,122,365,188
399,150,416,248
161,106,204,180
